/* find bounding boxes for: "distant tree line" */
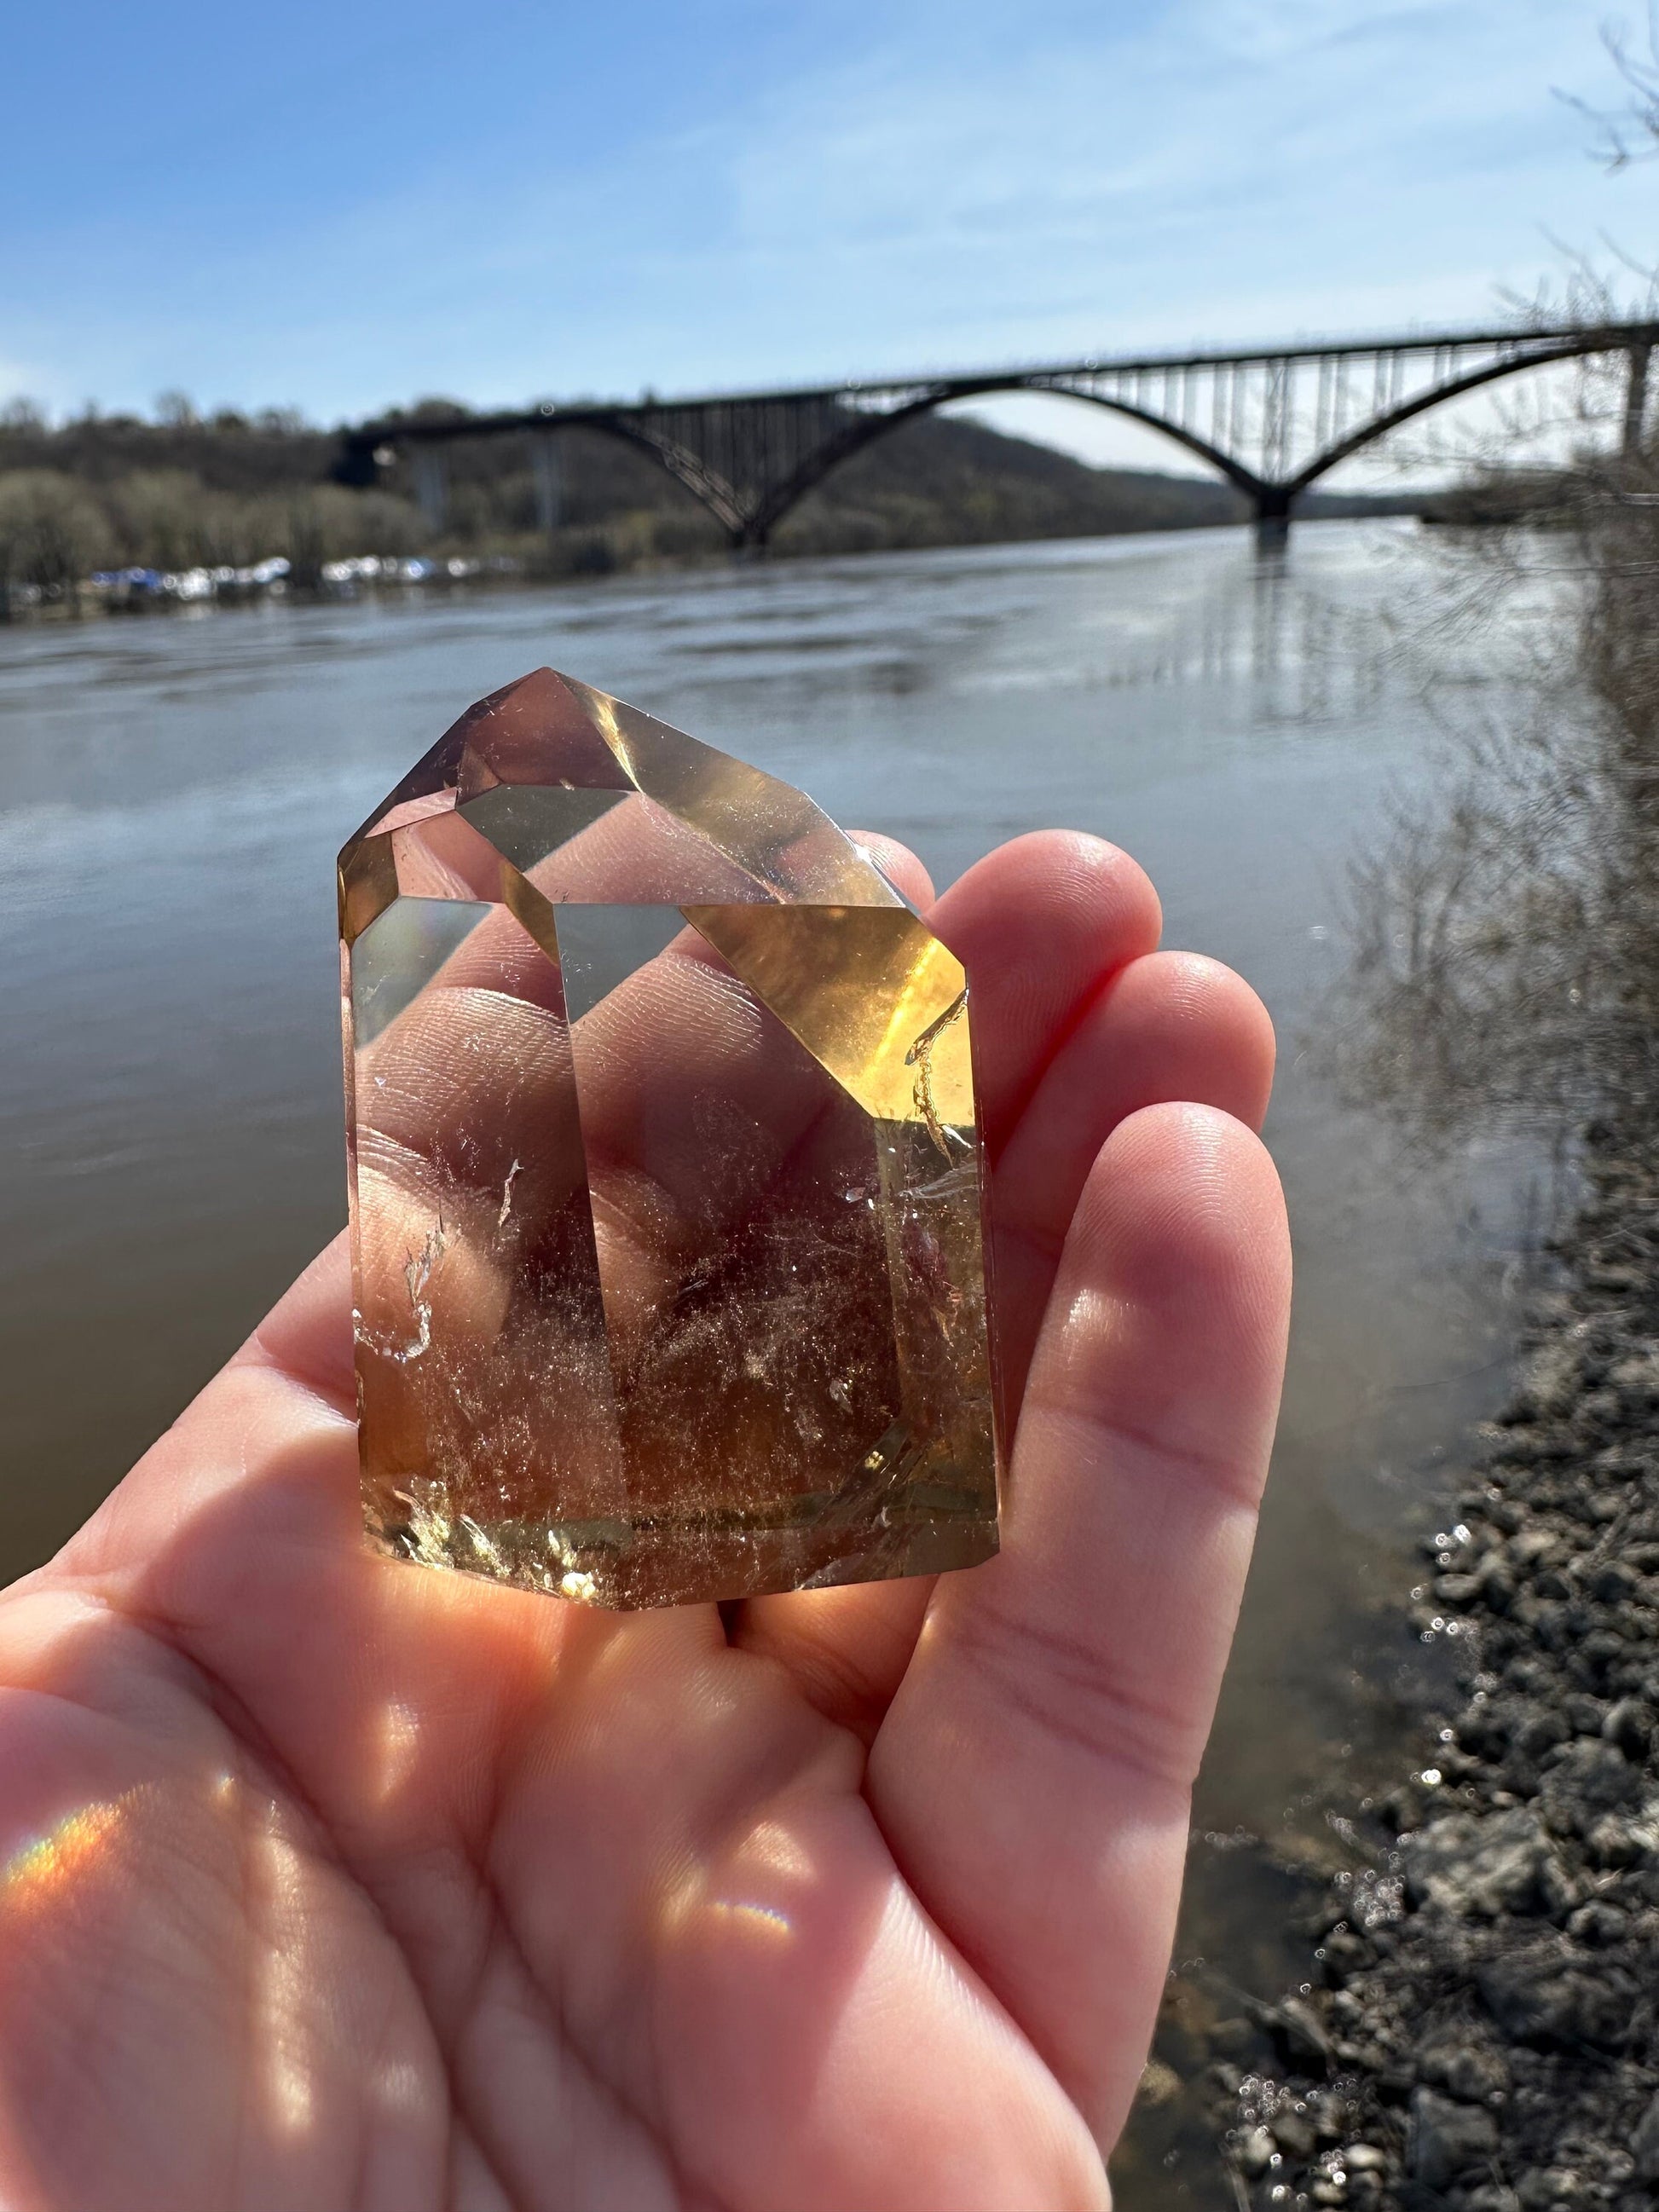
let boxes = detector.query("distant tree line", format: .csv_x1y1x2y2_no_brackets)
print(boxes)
0,391,1411,604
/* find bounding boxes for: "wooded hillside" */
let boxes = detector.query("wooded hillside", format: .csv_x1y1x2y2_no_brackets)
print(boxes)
0,398,1411,588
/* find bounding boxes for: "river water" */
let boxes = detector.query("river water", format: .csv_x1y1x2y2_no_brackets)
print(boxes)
0,523,1552,2197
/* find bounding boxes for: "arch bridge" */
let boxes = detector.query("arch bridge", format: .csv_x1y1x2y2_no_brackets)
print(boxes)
339,321,1659,547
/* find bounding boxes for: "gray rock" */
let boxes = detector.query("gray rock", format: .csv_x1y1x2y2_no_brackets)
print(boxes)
1585,1811,1645,1866
1208,2014,1261,2059
1517,2169,1582,2210
1321,1927,1369,1977
1343,2142,1387,2173
1236,2124,1275,2178
1536,1850,1583,1915
1515,1707,1569,1758
1518,1342,1582,1418
1633,2091,1659,2182
1418,2036,1510,2103
1477,1937,1636,2047
1565,1897,1627,1943
1402,1809,1560,1916
1457,1701,1512,1757
1271,2107,1316,2161
1540,1741,1639,1833
1409,2086,1499,2188
1269,1995,1333,2065
1610,1348,1659,1404
1580,1624,1627,1664
1604,1696,1650,1756
1309,2091,1350,2142
1476,1553,1517,1610
1591,1561,1638,1602
1511,1528,1566,1570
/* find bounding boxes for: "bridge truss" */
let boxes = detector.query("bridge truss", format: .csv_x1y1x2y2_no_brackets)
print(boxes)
340,321,1659,546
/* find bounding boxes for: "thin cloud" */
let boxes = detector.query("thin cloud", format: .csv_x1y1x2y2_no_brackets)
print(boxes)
0,0,1639,428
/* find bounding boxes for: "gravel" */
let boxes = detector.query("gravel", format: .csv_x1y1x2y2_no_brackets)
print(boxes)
1199,1120,1659,2210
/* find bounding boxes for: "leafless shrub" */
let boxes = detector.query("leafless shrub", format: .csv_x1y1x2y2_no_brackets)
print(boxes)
1560,2,1659,169
0,471,112,597
1325,350,1659,1146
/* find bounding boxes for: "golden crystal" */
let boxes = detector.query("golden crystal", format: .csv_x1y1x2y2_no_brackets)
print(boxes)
338,669,1000,1608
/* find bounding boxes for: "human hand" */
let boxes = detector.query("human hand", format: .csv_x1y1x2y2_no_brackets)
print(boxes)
0,830,1287,2211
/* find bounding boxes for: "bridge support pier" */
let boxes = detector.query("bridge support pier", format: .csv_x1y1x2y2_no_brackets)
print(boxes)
412,447,449,533
1624,342,1651,459
1252,487,1292,548
532,434,564,537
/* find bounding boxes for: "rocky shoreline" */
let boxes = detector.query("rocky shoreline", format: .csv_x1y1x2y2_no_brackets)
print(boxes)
1201,1117,1659,2212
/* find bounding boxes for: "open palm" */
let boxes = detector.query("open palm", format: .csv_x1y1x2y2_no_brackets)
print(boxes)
0,832,1287,2212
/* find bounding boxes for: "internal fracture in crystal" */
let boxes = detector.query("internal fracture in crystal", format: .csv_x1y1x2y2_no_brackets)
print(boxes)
338,668,1000,1608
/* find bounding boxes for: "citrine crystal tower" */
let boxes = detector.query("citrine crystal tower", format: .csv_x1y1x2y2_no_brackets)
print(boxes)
339,669,999,1608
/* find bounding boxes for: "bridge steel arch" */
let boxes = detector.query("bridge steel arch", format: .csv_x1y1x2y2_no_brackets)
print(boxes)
744,339,1654,544
1277,338,1618,504
735,380,1270,546
339,321,1659,549
581,416,751,540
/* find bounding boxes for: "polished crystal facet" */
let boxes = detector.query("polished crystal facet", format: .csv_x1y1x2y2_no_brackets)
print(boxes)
339,669,1000,1608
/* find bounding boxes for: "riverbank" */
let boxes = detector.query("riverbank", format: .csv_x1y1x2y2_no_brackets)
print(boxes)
1200,1108,1659,2212
0,402,1425,615
0,550,520,619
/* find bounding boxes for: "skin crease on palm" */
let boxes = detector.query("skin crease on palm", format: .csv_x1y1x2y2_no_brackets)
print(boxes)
0,829,1289,2212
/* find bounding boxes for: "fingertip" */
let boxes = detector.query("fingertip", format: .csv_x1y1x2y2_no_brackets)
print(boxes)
1103,951,1276,1133
929,833,1165,1143
934,831,1163,960
852,832,936,910
1075,1100,1291,1353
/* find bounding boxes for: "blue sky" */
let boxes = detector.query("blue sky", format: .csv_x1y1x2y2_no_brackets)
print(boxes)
3,0,1654,472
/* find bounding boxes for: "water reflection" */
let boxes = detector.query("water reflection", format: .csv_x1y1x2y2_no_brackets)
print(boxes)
1096,537,1392,723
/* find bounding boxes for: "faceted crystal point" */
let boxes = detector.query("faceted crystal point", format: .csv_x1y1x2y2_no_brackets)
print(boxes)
339,668,1001,1608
